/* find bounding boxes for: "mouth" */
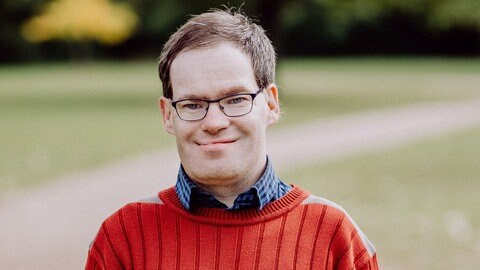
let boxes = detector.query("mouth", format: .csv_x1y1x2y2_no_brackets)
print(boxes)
196,139,237,151
197,139,237,146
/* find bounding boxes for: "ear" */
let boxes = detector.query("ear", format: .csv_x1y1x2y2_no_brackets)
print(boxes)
159,97,176,135
264,84,280,126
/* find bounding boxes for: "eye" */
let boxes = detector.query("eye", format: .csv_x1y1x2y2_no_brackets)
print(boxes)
225,95,249,105
179,101,206,110
185,104,201,109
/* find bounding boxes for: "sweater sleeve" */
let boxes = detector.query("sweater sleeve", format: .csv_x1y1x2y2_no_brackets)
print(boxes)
85,224,121,270
359,253,379,270
85,246,104,270
84,212,128,270
331,209,379,270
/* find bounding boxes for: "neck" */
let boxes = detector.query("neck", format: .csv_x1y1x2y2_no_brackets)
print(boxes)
194,180,255,207
182,156,269,207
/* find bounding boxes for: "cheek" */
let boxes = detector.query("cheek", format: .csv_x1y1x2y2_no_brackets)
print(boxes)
172,121,195,144
241,115,267,142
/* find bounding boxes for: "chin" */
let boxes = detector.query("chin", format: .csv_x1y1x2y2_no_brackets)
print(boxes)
191,168,240,185
185,158,240,180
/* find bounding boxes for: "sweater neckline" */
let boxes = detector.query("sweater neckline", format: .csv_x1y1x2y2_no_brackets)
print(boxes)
159,185,309,226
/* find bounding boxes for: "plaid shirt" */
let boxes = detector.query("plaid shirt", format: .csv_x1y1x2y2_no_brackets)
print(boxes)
175,157,291,210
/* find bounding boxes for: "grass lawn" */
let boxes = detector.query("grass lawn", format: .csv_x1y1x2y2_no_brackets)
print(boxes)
1,58,479,191
276,57,480,125
0,61,173,191
283,127,480,270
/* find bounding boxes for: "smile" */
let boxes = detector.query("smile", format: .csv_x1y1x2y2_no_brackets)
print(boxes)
198,139,236,145
196,139,237,151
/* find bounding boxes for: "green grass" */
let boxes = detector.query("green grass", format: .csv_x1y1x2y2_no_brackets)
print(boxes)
276,57,480,125
283,127,480,270
0,61,174,191
1,58,479,191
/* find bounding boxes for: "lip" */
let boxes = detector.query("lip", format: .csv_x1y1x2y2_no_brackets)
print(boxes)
196,139,237,151
198,139,237,145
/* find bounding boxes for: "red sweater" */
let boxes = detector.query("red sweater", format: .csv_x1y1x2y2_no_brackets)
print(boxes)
86,186,378,269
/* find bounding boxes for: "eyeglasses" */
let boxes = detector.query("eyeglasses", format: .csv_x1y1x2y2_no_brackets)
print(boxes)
171,89,264,121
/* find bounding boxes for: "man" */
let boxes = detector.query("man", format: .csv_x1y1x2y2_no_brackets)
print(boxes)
85,9,378,270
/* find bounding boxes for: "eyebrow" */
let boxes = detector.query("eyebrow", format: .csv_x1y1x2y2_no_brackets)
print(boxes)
175,86,252,100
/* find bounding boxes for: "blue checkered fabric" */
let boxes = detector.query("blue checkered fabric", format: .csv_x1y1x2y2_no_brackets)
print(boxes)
175,157,291,210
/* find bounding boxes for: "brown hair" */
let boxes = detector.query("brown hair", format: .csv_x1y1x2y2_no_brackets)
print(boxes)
158,8,277,98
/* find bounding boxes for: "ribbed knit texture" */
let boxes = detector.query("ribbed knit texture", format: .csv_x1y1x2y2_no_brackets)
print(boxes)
85,186,378,270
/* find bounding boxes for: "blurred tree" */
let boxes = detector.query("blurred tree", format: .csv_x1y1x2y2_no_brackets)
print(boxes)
0,0,49,62
1,0,479,61
427,0,480,29
279,0,480,55
21,0,138,45
111,0,287,58
315,0,480,31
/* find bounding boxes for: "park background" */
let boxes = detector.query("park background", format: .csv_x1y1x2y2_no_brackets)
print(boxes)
1,0,480,269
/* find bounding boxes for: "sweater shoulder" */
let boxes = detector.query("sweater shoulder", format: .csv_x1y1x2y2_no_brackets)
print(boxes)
100,190,168,229
301,193,344,211
301,194,376,258
300,194,351,224
86,191,171,269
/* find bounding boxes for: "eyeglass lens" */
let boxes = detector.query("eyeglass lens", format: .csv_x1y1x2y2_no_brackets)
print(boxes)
175,94,254,121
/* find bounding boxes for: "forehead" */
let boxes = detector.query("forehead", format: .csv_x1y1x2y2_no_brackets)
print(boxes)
170,43,257,99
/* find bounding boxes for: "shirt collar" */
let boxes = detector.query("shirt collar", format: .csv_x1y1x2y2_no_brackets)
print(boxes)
175,156,289,211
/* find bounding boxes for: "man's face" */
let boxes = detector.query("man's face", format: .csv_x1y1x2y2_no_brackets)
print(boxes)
160,42,280,189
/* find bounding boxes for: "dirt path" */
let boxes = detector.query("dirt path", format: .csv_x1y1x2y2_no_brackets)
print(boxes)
1,98,480,269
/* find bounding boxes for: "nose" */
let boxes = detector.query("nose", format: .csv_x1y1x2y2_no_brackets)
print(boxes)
200,102,229,134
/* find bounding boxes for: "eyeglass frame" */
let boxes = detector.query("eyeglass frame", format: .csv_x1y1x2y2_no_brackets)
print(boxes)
170,88,264,121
